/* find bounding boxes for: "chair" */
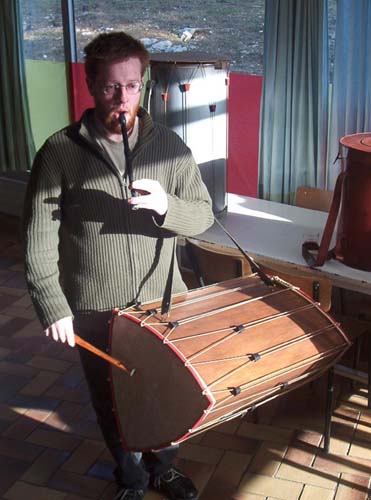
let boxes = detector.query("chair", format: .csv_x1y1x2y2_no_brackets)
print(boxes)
296,185,334,213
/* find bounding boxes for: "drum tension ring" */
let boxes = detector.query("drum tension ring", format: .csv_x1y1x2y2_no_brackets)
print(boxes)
248,353,261,362
234,325,245,333
229,386,242,396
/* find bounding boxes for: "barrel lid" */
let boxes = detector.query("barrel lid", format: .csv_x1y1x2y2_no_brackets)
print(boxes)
340,133,371,152
150,52,229,66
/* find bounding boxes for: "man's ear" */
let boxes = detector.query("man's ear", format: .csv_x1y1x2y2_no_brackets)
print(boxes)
86,78,95,96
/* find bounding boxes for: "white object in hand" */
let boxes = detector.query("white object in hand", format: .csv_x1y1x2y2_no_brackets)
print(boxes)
129,179,168,216
44,316,75,347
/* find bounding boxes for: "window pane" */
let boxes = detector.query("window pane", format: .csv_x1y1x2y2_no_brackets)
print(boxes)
74,0,264,75
20,0,64,61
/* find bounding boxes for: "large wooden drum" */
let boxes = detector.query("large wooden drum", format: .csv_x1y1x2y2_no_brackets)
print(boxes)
109,275,350,451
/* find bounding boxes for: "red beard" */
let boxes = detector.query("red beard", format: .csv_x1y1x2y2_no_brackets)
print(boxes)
103,106,138,136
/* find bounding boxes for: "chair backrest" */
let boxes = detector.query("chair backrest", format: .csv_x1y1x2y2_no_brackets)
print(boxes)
185,238,332,311
296,186,334,213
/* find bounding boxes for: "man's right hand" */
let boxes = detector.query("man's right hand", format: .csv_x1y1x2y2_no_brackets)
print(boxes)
44,316,75,347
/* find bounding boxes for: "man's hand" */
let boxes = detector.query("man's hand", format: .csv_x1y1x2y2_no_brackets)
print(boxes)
44,316,75,347
128,179,168,216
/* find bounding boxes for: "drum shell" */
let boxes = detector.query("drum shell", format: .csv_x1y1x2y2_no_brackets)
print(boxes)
109,276,350,452
146,55,229,216
336,134,371,270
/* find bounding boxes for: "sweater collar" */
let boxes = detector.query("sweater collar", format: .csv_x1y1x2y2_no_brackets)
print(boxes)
75,107,155,148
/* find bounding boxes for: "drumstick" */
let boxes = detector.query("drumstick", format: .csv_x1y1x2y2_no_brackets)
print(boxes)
74,334,136,376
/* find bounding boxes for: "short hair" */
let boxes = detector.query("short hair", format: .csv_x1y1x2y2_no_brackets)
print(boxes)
84,32,150,81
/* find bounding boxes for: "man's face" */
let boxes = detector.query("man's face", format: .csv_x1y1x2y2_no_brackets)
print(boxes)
88,57,143,138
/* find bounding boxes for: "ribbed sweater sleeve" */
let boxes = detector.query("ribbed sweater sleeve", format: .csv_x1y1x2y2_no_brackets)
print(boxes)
23,145,73,329
161,146,214,236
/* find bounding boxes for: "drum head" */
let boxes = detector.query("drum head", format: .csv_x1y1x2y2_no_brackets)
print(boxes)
109,314,211,451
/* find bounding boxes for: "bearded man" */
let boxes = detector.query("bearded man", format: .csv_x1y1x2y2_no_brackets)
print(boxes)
23,31,213,500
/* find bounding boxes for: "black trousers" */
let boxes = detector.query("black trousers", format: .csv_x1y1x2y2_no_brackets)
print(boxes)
74,311,178,490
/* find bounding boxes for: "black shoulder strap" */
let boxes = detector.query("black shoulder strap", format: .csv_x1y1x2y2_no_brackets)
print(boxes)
161,239,176,315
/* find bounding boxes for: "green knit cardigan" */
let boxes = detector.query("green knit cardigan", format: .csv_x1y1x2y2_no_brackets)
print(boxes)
23,107,214,328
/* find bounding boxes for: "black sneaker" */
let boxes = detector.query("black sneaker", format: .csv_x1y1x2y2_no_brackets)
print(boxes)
114,488,145,500
152,467,198,500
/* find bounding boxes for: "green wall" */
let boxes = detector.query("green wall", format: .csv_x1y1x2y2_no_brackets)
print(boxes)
25,59,70,151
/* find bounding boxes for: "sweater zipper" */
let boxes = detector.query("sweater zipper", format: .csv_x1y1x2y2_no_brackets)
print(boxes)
118,169,139,304
77,133,139,304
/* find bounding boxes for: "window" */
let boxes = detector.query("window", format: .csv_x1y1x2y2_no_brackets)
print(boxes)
21,0,265,75
20,1,337,77
73,0,264,74
21,0,64,61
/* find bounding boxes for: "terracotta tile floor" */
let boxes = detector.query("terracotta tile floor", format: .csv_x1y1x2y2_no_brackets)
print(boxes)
0,215,370,499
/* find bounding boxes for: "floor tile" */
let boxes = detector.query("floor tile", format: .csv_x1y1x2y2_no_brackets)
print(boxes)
19,370,60,397
334,472,371,499
26,428,82,452
3,480,67,500
300,484,334,500
47,470,108,499
199,429,259,454
237,472,303,499
0,435,44,462
314,451,371,477
0,456,29,497
177,442,224,465
276,461,339,489
237,421,294,444
62,439,106,474
248,441,287,476
20,448,70,485
200,450,252,499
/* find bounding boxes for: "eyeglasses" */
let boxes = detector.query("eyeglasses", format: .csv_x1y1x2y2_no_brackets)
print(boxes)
101,82,143,96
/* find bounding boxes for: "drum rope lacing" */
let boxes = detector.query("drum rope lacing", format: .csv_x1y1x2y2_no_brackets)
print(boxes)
185,364,328,436
123,283,344,404
190,353,340,431
119,278,267,318
185,347,345,438
138,286,293,329
182,303,315,362
206,336,342,395
206,345,346,414
190,323,336,366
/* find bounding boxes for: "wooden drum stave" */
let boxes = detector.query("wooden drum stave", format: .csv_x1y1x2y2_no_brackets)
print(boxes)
109,275,351,451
